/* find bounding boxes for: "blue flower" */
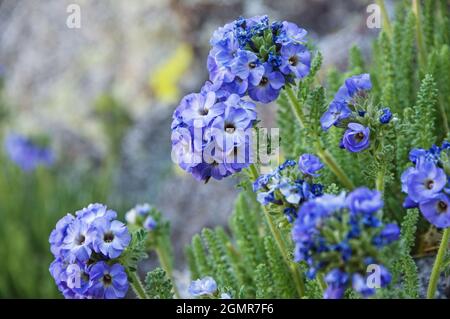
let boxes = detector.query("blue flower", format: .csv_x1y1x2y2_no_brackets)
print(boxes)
320,74,372,134
342,123,370,153
315,192,347,212
89,262,129,299
210,102,255,152
334,73,372,104
49,214,75,257
248,63,285,103
180,91,224,128
408,148,427,164
280,43,311,78
62,219,93,263
373,223,400,247
276,21,308,44
324,269,348,299
379,223,400,243
256,190,276,205
76,203,117,225
125,203,151,225
401,142,450,228
298,154,324,177
143,216,157,231
352,273,375,297
268,52,282,68
320,101,352,131
379,107,392,124
403,159,446,202
91,218,131,259
231,50,264,86
4,133,54,172
189,277,217,297
345,187,383,215
279,181,302,204
283,207,298,223
419,193,450,228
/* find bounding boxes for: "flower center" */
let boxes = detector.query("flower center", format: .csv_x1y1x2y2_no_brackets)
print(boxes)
437,200,448,213
425,179,434,190
225,123,236,134
355,132,364,142
199,108,209,116
259,76,268,86
76,234,85,246
103,274,112,286
249,62,256,69
104,231,115,243
289,56,298,66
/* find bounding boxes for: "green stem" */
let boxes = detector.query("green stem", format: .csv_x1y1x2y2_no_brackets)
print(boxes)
285,86,307,129
375,165,385,193
437,98,450,136
317,273,327,293
129,271,148,299
316,146,355,190
155,245,181,298
412,0,427,70
375,0,392,38
427,228,450,299
285,85,355,190
248,164,305,297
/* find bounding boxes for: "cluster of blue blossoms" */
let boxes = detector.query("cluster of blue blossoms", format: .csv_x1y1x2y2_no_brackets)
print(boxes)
125,203,157,231
320,74,392,153
253,154,324,222
171,91,257,182
208,15,310,103
171,16,311,182
49,204,131,299
4,133,54,172
401,141,450,228
291,188,400,298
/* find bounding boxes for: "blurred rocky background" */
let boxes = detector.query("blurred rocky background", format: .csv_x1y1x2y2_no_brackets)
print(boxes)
0,0,387,268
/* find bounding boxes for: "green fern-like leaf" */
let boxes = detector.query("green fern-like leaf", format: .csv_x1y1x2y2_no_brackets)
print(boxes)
145,268,174,299
411,74,438,148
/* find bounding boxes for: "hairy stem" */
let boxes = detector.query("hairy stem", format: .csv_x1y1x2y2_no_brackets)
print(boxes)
412,0,427,69
316,146,355,190
155,245,180,298
129,271,148,299
248,164,305,297
375,164,385,193
285,85,355,190
427,228,450,299
317,273,327,293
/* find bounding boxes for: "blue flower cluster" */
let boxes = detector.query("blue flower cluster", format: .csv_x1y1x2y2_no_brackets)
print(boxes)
171,90,256,182
208,16,311,103
49,203,131,299
253,154,324,222
171,16,311,182
291,188,400,298
4,133,54,172
320,74,390,153
125,203,157,231
401,142,450,228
